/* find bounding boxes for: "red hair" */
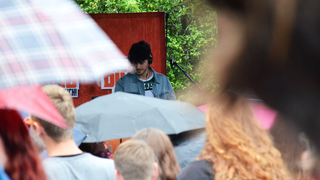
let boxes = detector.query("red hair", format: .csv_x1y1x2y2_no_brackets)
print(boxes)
0,109,46,180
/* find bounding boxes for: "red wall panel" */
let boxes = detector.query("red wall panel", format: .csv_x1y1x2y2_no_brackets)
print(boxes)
90,12,166,74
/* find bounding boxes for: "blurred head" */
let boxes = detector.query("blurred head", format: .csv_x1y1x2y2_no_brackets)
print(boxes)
0,109,46,180
31,84,75,142
206,0,320,164
205,0,299,91
114,140,158,180
132,128,180,180
199,92,290,180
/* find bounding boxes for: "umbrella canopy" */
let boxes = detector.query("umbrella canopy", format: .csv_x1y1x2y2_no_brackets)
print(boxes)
251,102,277,129
75,92,206,142
0,0,130,127
198,102,277,129
0,85,66,128
0,0,130,88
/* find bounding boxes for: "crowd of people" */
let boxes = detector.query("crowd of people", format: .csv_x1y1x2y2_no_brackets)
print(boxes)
1,32,320,180
2,0,320,178
0,84,319,180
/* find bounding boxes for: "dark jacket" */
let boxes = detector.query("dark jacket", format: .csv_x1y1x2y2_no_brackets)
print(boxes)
115,67,176,100
176,160,215,180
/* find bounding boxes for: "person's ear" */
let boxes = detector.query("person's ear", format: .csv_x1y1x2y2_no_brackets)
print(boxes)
114,169,123,180
152,162,159,180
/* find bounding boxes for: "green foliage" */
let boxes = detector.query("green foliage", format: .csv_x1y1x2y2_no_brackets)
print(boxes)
74,0,218,102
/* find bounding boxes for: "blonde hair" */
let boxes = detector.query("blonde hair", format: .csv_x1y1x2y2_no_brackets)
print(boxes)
199,93,291,180
32,85,75,142
114,140,156,180
132,128,180,180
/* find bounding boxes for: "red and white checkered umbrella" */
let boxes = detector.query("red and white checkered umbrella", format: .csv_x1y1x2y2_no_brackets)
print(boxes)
0,0,130,128
0,0,130,88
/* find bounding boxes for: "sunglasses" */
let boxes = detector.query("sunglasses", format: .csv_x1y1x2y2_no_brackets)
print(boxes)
23,117,41,130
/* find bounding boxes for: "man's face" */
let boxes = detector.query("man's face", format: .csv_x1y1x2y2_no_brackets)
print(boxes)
132,59,149,75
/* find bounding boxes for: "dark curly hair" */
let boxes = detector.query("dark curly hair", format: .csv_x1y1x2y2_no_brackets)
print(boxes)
128,40,152,64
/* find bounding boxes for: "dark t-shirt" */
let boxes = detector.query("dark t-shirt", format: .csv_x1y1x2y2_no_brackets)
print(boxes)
176,159,215,180
138,74,155,97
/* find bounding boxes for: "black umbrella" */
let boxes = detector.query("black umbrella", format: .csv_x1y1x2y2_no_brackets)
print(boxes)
169,128,206,169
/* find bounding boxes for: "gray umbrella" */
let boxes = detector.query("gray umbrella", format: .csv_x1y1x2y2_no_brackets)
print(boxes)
75,92,206,142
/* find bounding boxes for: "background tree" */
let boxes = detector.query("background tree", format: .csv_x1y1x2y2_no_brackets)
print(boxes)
74,0,218,103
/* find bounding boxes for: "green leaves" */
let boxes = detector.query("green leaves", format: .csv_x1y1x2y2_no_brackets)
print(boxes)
74,0,218,102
